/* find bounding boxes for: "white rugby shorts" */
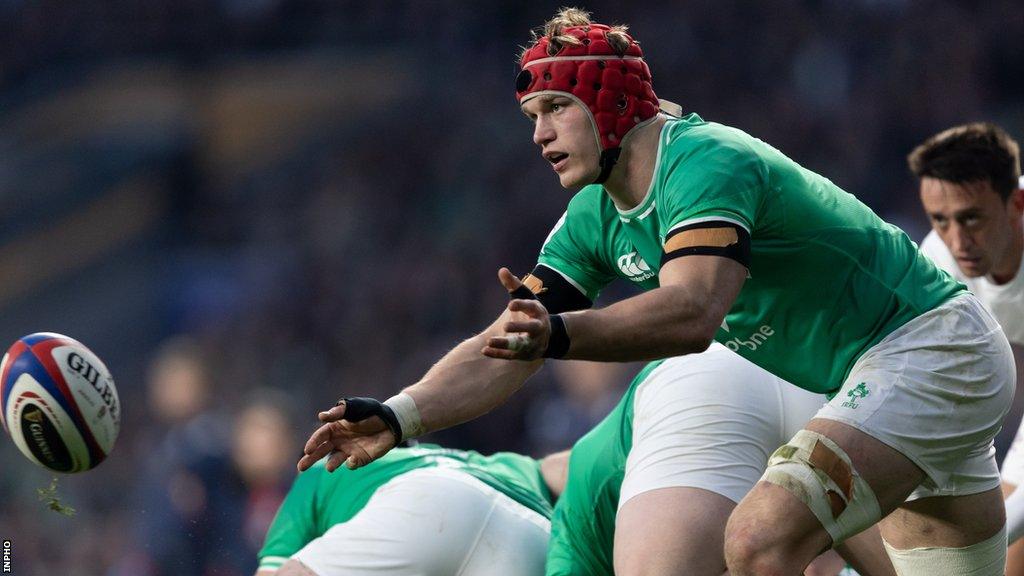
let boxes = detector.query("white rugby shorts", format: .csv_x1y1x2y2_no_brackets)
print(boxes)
816,294,1016,500
620,343,828,508
292,467,550,576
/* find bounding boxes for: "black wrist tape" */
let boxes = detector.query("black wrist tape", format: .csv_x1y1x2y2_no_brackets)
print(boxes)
509,285,538,301
543,314,570,359
336,397,403,441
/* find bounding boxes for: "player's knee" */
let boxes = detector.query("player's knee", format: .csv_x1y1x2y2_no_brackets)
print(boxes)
723,525,791,576
762,430,881,545
277,559,319,576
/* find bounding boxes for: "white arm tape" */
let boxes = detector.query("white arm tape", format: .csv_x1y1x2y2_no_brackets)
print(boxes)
384,392,426,442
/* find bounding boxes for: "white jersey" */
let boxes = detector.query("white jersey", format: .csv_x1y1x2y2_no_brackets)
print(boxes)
920,227,1024,345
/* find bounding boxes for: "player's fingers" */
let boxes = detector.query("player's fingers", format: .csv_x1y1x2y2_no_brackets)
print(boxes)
297,451,317,471
344,442,376,470
504,320,543,335
325,449,349,473
497,267,523,292
297,441,333,471
340,417,384,434
508,299,544,316
482,345,521,360
303,436,336,462
318,404,346,422
486,335,514,350
303,423,337,454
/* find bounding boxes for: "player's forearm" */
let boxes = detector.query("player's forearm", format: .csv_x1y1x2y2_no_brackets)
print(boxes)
403,318,543,433
560,284,717,362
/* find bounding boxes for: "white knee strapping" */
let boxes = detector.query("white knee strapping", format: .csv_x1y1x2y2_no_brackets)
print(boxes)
761,430,881,545
1006,484,1024,545
882,527,1007,576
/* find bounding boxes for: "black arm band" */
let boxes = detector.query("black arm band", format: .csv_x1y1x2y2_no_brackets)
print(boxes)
336,397,403,441
661,221,751,268
525,265,593,314
543,314,570,359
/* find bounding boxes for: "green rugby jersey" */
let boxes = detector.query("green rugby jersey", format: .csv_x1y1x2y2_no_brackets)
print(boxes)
538,113,963,393
257,445,554,571
546,361,663,576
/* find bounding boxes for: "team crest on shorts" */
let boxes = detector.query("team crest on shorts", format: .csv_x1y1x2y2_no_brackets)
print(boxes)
841,382,870,409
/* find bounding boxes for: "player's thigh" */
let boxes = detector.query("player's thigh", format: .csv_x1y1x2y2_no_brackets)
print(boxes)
816,296,1014,546
621,345,793,508
293,468,542,576
803,550,846,576
724,418,922,573
614,486,734,576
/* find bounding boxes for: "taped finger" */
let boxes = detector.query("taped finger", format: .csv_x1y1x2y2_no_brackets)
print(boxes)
506,333,532,352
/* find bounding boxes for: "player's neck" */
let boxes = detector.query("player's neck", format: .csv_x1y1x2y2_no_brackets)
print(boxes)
601,115,667,210
991,225,1023,285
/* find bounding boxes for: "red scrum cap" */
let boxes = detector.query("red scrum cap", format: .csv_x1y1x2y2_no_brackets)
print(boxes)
516,23,660,184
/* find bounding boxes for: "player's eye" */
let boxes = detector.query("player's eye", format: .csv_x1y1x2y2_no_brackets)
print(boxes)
959,215,982,228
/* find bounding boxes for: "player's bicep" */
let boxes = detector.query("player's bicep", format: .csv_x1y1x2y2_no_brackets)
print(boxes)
658,255,746,339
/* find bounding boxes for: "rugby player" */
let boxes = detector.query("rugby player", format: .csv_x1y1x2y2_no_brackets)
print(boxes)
259,444,563,576
907,123,1024,573
300,9,1015,575
547,354,893,576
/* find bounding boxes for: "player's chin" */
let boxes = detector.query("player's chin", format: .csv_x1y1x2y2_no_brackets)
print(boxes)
557,165,597,189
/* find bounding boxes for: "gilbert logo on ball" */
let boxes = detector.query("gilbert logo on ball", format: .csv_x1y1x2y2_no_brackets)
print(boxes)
0,333,120,473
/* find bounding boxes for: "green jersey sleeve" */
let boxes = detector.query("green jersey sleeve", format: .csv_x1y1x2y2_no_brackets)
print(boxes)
656,124,768,237
537,191,619,301
257,466,322,571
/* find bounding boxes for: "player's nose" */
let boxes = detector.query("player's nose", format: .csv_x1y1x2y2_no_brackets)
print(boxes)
949,223,974,252
533,117,555,147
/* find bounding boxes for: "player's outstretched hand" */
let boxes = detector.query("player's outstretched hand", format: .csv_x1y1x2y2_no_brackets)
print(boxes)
482,267,551,361
297,399,398,473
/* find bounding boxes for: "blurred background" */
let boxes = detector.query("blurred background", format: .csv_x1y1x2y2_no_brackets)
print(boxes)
0,1,1021,574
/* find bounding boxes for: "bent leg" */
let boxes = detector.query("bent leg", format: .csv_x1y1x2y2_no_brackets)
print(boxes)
618,349,824,575
803,551,847,576
834,525,895,576
725,419,925,576
614,487,734,576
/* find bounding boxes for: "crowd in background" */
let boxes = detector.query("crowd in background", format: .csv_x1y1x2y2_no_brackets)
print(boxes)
0,1,1022,574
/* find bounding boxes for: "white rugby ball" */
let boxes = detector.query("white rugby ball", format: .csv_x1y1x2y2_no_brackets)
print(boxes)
0,332,120,473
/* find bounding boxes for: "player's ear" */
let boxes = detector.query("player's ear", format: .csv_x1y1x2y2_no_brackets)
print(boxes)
1010,187,1024,215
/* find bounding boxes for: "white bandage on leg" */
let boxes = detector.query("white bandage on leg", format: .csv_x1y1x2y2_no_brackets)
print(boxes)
383,392,426,441
1006,484,1024,545
761,430,881,545
882,527,1007,576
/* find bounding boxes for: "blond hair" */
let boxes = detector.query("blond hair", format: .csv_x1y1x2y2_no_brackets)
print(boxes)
520,7,633,60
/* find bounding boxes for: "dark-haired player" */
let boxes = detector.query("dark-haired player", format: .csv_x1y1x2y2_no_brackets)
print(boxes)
908,122,1024,574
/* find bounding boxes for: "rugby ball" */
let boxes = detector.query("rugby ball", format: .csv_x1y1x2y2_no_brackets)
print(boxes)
0,333,120,473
